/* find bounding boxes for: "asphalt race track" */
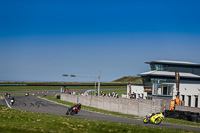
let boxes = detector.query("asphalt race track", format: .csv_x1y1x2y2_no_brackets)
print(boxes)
1,96,200,132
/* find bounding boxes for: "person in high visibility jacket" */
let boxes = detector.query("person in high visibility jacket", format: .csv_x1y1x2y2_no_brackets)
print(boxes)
170,99,175,110
174,96,181,105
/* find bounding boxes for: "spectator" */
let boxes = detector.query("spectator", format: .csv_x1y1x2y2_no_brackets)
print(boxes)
130,92,135,99
101,91,103,96
115,93,119,98
112,92,115,97
108,92,111,97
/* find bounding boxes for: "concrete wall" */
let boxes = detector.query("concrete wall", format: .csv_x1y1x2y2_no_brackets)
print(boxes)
176,105,200,113
61,94,168,117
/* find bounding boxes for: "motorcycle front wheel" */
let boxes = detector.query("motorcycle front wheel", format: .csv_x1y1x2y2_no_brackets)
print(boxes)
154,118,162,125
66,111,69,115
143,118,149,124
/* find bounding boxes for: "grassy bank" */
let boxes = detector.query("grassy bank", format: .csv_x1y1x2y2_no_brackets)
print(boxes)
0,104,195,133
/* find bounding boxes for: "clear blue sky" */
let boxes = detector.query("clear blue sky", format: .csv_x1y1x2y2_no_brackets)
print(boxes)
0,0,200,82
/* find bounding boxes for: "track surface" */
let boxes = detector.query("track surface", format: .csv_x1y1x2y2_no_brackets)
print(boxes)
1,96,200,132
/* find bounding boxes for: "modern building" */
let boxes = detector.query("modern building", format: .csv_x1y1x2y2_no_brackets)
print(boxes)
136,60,200,108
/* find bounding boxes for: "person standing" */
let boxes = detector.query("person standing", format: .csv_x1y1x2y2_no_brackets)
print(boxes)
174,96,181,105
170,99,175,110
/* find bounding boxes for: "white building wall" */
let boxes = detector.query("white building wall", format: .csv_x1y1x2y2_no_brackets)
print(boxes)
127,85,147,99
198,93,200,107
179,83,200,96
178,83,200,108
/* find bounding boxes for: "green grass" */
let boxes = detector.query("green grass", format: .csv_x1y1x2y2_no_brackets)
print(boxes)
0,86,127,98
0,85,126,92
0,86,62,91
44,96,200,128
0,104,196,133
164,118,200,127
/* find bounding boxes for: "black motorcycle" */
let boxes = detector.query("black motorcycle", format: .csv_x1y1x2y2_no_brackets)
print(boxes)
66,103,81,115
10,97,15,106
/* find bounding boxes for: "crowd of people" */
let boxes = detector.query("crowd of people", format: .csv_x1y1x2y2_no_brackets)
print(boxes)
100,91,119,98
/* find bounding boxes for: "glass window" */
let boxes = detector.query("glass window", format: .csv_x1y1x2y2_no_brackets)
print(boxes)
151,64,156,70
188,96,191,107
157,87,162,95
182,95,185,102
168,66,192,73
153,83,174,96
167,85,173,95
193,68,200,75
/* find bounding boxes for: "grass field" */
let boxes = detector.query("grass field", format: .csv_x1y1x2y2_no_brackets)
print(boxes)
0,86,127,97
0,104,196,133
0,85,126,91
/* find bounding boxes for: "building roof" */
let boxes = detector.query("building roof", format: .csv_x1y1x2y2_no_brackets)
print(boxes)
138,70,200,79
145,60,200,67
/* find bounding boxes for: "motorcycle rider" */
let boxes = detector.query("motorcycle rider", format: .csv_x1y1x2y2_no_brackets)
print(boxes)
66,103,82,115
72,103,81,112
7,93,10,99
146,113,155,120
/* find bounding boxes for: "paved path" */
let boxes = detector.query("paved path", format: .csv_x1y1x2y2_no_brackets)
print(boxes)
1,96,200,132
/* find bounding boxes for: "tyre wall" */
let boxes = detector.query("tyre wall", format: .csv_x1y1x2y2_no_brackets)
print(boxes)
165,110,200,123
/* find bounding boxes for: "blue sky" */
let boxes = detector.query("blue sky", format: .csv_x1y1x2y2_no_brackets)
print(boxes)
0,0,200,82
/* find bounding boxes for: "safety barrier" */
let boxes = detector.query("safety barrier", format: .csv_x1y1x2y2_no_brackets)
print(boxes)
165,110,200,123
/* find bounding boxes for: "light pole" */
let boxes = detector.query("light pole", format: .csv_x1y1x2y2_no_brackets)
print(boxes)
97,71,101,96
62,71,101,96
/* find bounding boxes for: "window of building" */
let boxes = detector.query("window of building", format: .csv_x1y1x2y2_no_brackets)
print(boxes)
168,85,173,95
188,96,191,107
152,83,173,96
195,95,198,108
163,85,167,95
193,68,200,75
168,66,193,73
151,64,156,70
181,95,185,102
157,87,162,95
155,64,164,71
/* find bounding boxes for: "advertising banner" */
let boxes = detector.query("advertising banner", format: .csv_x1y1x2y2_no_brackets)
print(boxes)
175,71,180,91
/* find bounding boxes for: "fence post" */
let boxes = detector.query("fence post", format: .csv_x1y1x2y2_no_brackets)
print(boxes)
77,95,79,104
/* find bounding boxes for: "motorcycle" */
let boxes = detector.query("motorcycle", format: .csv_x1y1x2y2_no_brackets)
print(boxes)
66,103,81,115
10,98,15,106
143,112,164,125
